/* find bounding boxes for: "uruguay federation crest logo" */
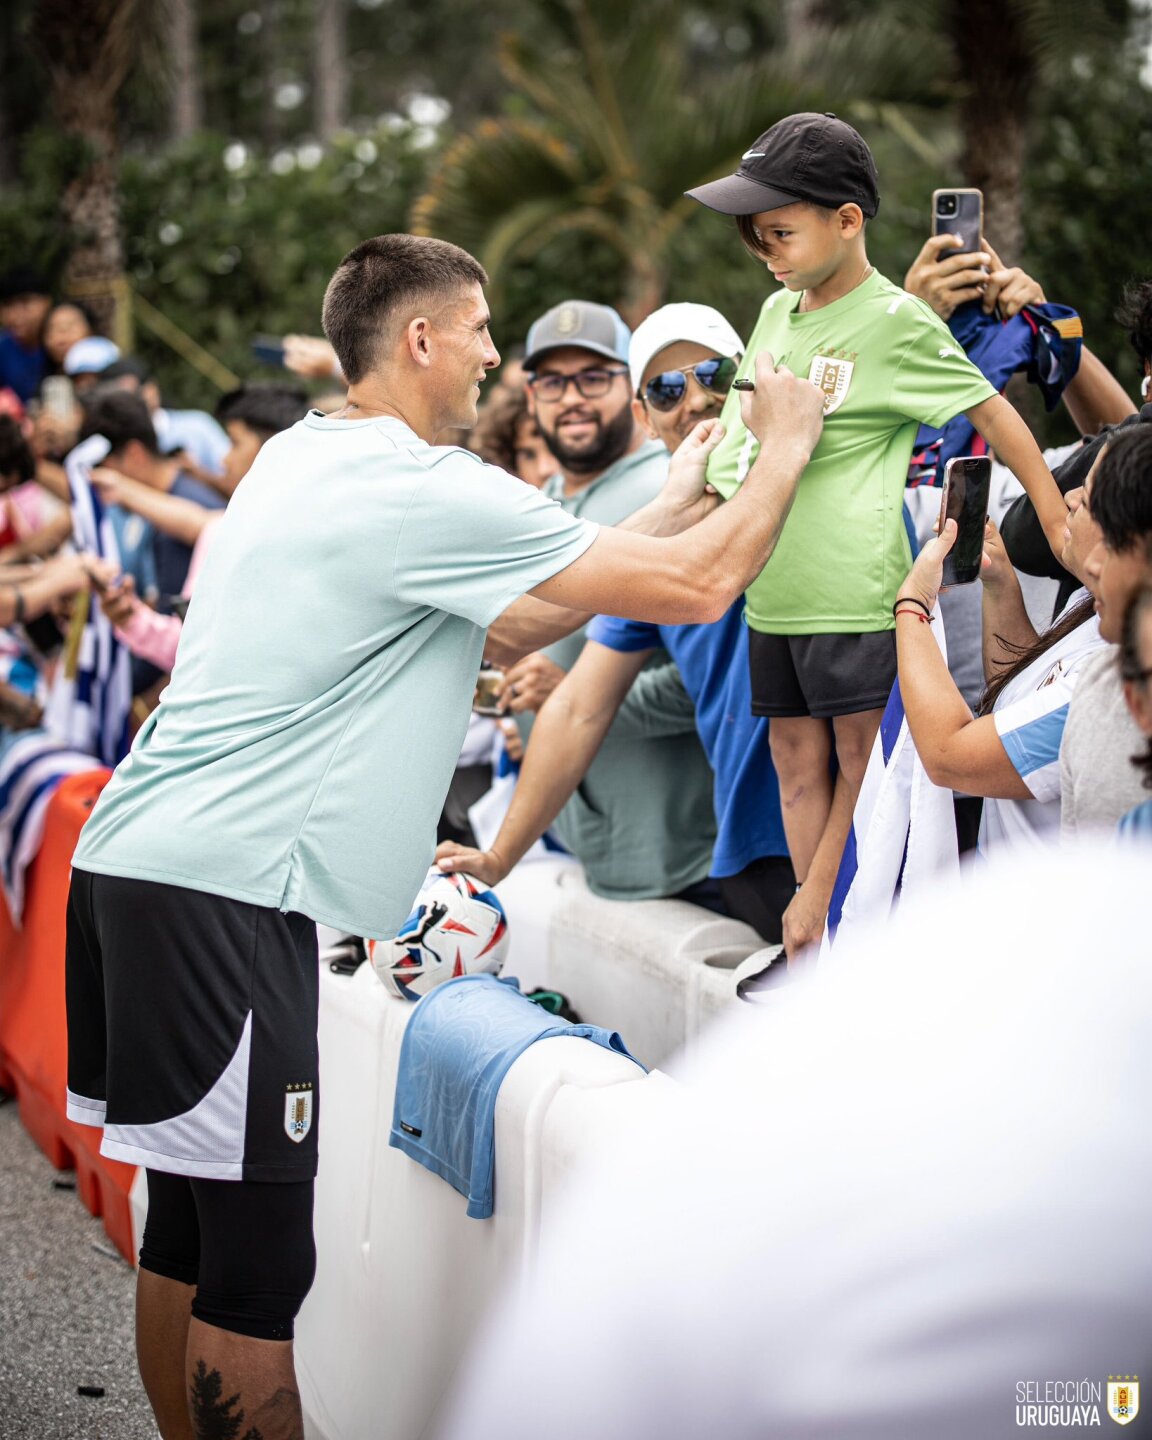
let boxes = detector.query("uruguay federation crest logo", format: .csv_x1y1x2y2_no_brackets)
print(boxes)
807,351,855,414
284,1082,314,1144
1108,1378,1140,1426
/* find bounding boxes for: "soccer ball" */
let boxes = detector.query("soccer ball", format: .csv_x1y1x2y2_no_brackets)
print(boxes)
369,869,509,1001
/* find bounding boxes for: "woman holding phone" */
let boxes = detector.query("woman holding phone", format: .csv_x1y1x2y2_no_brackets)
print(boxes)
893,463,1107,852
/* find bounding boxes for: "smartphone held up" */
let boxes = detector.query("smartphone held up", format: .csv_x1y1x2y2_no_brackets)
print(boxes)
931,188,983,257
938,456,992,587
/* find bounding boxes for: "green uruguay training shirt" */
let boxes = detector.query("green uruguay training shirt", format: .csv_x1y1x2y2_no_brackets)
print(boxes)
706,270,996,634
73,414,598,939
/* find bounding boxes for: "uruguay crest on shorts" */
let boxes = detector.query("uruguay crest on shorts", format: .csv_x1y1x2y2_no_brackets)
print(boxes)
1108,1379,1139,1426
808,351,855,414
284,1082,314,1143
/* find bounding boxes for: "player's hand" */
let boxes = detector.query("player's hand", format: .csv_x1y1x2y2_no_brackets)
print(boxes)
434,842,509,887
498,652,566,714
903,233,991,320
660,418,725,527
979,240,1045,318
739,351,825,457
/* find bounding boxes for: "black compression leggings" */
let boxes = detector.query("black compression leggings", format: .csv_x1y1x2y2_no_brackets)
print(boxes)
139,1170,317,1341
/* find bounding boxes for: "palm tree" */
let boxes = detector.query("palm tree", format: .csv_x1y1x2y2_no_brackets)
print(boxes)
942,0,1132,258
410,0,950,321
29,0,154,334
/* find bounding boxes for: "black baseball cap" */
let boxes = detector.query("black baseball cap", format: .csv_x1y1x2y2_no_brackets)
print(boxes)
686,112,880,219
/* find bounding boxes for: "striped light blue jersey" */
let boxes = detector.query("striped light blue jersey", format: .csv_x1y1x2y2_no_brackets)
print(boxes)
981,597,1104,852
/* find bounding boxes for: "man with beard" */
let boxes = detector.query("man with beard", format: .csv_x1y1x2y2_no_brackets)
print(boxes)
492,299,719,905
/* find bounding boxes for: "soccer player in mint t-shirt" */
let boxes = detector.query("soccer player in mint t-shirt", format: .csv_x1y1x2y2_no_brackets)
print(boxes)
687,112,1067,959
64,233,826,1439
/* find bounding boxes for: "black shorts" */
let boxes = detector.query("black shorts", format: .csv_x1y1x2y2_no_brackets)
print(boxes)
748,628,897,719
65,871,319,1183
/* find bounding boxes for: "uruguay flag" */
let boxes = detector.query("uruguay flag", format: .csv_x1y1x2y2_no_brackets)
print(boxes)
42,434,133,767
820,609,959,957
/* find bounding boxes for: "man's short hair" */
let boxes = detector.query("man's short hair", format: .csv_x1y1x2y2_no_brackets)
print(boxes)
1091,425,1152,552
0,415,34,484
216,382,311,442
79,390,159,456
321,234,488,384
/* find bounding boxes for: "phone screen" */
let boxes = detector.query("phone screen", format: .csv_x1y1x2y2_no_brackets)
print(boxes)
939,457,992,586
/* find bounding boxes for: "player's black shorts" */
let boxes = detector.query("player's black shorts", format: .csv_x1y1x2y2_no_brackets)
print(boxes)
65,871,319,1182
748,628,897,719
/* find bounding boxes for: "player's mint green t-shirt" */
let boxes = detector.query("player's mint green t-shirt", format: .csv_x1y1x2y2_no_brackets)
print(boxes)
707,270,996,634
72,414,598,939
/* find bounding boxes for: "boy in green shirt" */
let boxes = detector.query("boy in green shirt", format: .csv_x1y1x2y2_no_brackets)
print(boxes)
688,112,1067,956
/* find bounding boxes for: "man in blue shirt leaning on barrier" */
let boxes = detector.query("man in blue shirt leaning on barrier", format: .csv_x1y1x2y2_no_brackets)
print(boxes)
64,233,824,1440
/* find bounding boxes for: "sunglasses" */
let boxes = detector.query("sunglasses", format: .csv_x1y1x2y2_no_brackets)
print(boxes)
528,366,629,403
643,355,739,413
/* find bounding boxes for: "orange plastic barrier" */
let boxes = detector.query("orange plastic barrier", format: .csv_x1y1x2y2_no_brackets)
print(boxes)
0,768,139,1263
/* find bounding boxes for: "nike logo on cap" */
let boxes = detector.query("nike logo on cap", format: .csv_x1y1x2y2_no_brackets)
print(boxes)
742,150,765,159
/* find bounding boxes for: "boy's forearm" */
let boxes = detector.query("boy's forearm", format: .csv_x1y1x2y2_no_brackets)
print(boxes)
969,396,1065,558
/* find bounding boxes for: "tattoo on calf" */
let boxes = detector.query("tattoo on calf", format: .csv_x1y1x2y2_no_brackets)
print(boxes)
189,1359,264,1440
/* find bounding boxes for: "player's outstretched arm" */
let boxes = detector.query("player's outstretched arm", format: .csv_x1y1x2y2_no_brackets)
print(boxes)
436,641,650,885
483,420,728,667
529,354,823,626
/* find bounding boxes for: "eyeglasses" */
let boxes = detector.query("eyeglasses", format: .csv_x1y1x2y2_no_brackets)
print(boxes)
527,367,629,403
642,356,739,413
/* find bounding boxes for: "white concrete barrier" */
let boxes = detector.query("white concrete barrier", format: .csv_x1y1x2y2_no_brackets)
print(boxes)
495,858,781,1068
296,957,651,1440
131,864,783,1440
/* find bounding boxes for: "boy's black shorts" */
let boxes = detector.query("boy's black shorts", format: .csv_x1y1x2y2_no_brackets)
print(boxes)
65,870,319,1183
748,628,897,719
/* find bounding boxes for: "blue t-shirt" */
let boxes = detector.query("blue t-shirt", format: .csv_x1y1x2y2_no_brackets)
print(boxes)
587,603,787,878
0,333,46,403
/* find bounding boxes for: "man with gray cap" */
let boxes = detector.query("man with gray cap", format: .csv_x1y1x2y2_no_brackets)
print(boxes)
488,298,717,906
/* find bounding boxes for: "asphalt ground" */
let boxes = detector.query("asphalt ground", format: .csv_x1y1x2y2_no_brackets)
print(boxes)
0,1096,156,1439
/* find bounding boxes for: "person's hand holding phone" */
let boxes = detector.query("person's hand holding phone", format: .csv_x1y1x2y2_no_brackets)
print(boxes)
897,517,958,614
978,241,1046,319
903,233,992,321
497,652,566,715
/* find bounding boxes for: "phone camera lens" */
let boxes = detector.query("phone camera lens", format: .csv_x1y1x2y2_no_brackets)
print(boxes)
937,194,958,218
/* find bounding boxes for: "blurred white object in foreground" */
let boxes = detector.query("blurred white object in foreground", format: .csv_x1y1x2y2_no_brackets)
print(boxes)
441,842,1152,1440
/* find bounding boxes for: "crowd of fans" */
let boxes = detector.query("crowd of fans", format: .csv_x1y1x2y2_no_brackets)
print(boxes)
0,111,1150,965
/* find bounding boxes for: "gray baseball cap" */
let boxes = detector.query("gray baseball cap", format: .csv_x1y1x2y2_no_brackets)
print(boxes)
523,300,632,371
